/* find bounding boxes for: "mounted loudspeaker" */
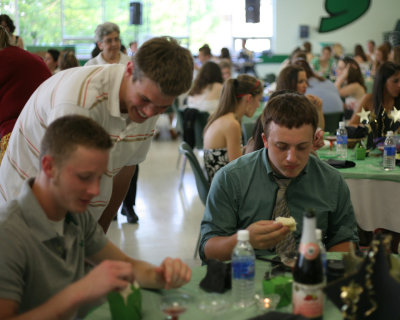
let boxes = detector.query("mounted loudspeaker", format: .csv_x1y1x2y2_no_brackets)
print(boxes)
245,0,260,23
130,2,142,25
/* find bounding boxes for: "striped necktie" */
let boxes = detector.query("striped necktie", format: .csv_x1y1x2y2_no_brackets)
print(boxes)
272,177,297,255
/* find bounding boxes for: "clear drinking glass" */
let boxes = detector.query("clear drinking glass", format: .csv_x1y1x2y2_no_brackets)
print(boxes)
160,291,192,320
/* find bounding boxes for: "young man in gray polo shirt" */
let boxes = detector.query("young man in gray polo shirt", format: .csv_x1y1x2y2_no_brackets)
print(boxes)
0,115,191,318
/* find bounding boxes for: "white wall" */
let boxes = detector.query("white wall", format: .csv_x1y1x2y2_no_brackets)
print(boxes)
274,0,400,55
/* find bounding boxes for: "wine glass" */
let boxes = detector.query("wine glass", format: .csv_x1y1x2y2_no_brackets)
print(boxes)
197,292,229,315
325,135,337,153
160,291,192,320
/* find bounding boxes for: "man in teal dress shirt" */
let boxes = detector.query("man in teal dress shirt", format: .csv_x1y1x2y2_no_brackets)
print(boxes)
200,92,359,261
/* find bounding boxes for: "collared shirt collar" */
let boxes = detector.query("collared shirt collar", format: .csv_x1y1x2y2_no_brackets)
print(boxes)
261,148,310,182
16,178,79,242
107,64,126,118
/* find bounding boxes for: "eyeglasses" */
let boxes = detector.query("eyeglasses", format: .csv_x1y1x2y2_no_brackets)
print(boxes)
102,37,120,45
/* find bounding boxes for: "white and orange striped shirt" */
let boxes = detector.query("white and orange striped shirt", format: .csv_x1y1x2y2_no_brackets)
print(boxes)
0,65,158,220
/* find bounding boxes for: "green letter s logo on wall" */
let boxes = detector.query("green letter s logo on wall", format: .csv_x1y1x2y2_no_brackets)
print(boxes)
319,0,371,33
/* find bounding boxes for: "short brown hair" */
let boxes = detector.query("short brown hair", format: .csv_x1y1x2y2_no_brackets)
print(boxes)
40,115,113,167
262,92,318,137
132,36,194,96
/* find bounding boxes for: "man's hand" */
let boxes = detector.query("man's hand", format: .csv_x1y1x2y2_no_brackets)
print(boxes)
75,260,134,303
246,220,290,250
154,258,192,290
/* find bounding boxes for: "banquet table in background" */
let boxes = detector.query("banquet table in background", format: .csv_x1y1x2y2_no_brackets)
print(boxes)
318,147,400,233
85,255,343,320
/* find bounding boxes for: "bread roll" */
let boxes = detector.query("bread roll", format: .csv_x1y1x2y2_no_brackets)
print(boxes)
275,216,297,231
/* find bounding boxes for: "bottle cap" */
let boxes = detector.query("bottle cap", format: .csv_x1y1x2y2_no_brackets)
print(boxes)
305,208,315,218
237,230,249,241
339,121,345,127
315,228,322,240
387,131,394,136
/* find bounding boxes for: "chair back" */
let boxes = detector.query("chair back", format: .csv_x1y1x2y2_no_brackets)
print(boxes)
324,112,344,134
242,121,255,145
193,111,209,149
179,142,210,205
180,108,209,150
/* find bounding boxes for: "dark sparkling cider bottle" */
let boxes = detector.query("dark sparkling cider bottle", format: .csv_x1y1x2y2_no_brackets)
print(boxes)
292,209,324,320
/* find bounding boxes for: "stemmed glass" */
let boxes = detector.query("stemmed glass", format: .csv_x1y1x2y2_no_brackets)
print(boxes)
160,291,192,320
325,135,337,154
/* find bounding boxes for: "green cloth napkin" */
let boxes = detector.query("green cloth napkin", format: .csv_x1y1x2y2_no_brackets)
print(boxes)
263,275,293,308
107,283,142,320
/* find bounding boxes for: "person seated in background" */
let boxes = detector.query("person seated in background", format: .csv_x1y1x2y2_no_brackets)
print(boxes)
58,50,80,71
203,75,263,181
366,40,376,63
278,47,302,72
293,58,344,115
0,14,23,49
194,44,212,71
219,60,232,82
129,40,138,56
334,57,367,119
371,44,389,77
382,40,393,60
276,65,325,129
393,46,400,65
353,44,370,74
0,25,51,164
85,22,130,66
349,61,400,128
187,61,224,114
302,41,314,64
199,92,359,262
44,49,60,74
219,47,231,63
0,115,191,319
331,43,344,61
311,46,334,79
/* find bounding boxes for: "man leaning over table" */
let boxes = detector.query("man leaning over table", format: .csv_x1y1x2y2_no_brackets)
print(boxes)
199,92,359,262
0,36,193,233
0,115,191,319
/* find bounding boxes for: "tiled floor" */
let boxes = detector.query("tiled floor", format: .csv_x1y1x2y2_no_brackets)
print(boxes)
107,134,204,268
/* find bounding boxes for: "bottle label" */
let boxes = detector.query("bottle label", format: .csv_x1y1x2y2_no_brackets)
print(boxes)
299,243,320,260
232,258,255,280
292,282,324,318
336,135,347,145
384,146,396,157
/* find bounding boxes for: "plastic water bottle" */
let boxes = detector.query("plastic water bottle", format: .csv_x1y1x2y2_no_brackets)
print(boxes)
315,229,327,283
231,230,255,308
384,131,396,171
336,121,348,159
